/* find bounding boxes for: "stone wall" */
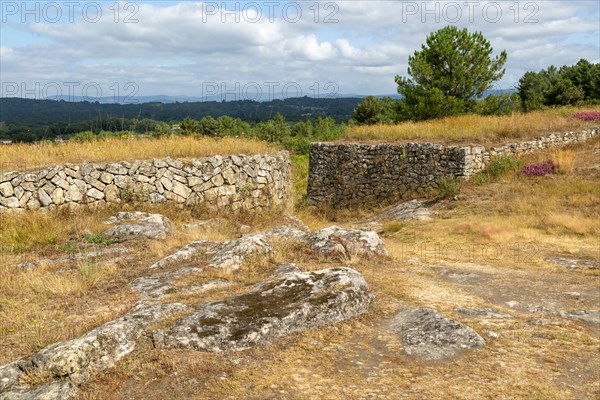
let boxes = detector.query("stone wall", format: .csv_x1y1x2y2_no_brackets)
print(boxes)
307,128,598,209
0,152,291,213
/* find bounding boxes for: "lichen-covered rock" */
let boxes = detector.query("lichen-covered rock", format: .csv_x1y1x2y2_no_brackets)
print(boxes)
149,235,273,271
153,267,374,352
183,218,227,231
453,308,512,319
149,241,216,269
131,267,203,305
0,380,76,400
545,257,600,270
554,310,599,324
392,307,485,361
0,304,187,399
274,263,302,275
208,234,273,270
361,199,435,224
261,225,308,241
103,211,173,240
17,245,130,271
305,226,388,259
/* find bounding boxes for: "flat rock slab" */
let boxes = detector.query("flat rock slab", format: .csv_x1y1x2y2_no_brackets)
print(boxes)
149,234,273,271
0,380,76,400
438,269,481,283
261,225,309,241
257,224,388,260
17,245,130,271
153,267,374,352
0,303,187,399
361,199,435,224
392,307,485,361
554,310,600,324
545,257,600,270
103,211,173,240
453,307,513,319
304,226,388,260
131,267,204,305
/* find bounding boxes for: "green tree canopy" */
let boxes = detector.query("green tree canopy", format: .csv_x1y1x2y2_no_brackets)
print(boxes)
395,26,507,120
351,96,397,125
518,60,600,111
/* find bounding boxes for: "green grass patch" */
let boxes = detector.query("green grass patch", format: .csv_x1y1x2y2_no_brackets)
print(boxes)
473,155,523,184
291,154,309,207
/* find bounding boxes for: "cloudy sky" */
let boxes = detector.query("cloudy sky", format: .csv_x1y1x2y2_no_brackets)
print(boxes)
1,1,598,102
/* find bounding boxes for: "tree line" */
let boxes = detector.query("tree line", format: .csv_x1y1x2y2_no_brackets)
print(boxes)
0,96,361,142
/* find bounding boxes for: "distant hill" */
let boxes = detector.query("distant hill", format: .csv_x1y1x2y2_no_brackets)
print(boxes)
0,97,363,130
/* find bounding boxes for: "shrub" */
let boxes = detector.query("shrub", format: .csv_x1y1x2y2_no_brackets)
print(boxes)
351,96,398,125
436,175,462,199
83,233,115,245
572,111,600,121
521,160,559,176
71,130,96,142
474,155,522,184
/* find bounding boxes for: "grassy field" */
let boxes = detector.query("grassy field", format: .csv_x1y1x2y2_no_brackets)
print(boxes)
0,114,598,399
0,136,278,171
345,106,600,145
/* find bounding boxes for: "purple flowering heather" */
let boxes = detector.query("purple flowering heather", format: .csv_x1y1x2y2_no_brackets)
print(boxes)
572,111,600,121
521,160,559,176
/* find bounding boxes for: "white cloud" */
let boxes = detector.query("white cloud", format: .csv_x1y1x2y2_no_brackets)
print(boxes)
0,1,597,96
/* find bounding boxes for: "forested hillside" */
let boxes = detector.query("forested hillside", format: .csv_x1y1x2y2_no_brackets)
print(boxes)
0,97,361,140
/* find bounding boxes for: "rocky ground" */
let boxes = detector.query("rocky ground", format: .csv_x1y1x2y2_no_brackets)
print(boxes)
0,202,598,400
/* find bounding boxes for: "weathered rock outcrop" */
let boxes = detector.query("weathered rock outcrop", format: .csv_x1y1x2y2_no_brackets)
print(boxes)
453,307,512,319
304,226,388,259
554,310,600,324
261,225,388,260
545,257,600,270
0,222,383,399
360,199,435,224
103,211,174,240
131,267,204,304
153,267,374,352
0,304,187,399
392,307,485,361
149,234,273,271
17,245,129,271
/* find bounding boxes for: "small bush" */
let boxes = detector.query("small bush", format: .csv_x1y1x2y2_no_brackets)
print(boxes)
83,233,115,245
572,111,600,121
71,131,96,143
473,155,522,184
487,155,522,178
436,175,462,199
521,160,559,176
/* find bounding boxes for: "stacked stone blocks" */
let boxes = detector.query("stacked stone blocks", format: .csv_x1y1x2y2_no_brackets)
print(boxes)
0,152,291,213
307,129,598,209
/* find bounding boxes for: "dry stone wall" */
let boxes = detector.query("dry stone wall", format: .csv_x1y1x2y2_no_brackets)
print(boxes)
0,152,291,213
307,128,598,209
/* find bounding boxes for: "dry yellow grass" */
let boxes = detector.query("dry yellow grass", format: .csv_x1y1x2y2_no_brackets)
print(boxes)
0,136,279,172
345,106,600,145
